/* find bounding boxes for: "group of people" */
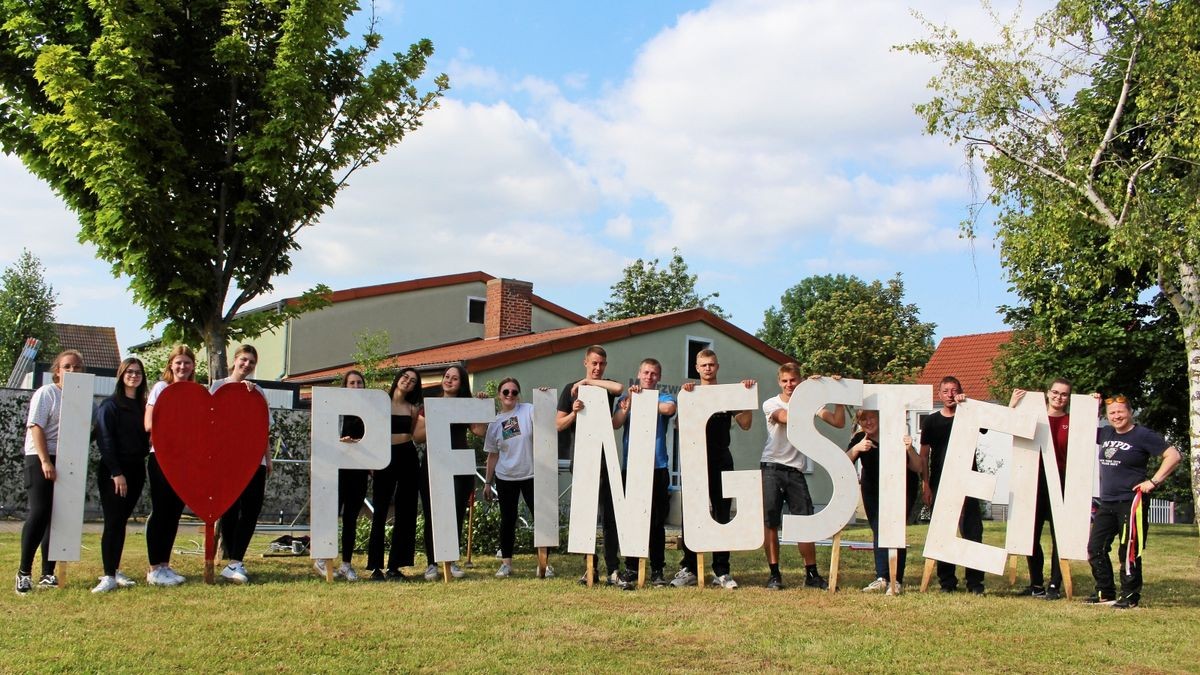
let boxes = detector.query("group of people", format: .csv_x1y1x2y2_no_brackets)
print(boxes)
15,344,1183,607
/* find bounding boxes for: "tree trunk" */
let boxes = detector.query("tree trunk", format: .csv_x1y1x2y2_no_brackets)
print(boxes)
1185,317,1200,534
204,321,228,383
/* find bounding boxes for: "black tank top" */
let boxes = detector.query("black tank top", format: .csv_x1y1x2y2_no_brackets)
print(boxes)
391,414,412,434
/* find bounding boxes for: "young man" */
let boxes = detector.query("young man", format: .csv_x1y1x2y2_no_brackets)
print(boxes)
760,365,845,590
1009,378,1073,599
1087,395,1180,609
671,349,755,590
919,376,985,594
556,345,625,585
612,358,677,587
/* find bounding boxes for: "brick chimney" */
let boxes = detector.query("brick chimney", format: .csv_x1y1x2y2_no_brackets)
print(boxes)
484,278,533,339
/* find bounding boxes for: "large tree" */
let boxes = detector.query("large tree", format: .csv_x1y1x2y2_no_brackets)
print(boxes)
592,248,727,322
903,0,1200,521
0,249,59,375
0,0,448,377
757,273,935,383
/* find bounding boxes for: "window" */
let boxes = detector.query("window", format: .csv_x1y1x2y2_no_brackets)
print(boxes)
685,336,713,379
467,296,486,324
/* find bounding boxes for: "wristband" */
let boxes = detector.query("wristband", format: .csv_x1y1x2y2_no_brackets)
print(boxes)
1149,477,1159,487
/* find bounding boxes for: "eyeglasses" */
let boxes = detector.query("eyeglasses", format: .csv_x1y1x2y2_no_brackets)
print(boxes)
500,389,519,396
1048,389,1070,398
1105,395,1128,405
124,370,143,377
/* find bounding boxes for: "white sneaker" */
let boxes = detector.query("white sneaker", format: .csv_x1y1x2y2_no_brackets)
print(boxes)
543,565,555,579
221,562,248,584
114,571,136,588
886,582,903,596
92,576,118,593
162,566,185,585
450,563,466,579
670,568,697,587
336,562,358,581
423,564,439,581
862,577,888,593
713,574,739,590
313,559,328,577
147,567,180,587
496,562,512,578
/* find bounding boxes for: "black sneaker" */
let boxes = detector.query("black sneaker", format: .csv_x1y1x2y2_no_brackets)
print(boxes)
38,574,58,588
1042,584,1062,600
1113,594,1139,609
1017,585,1046,597
967,585,985,595
766,574,784,591
15,574,32,595
804,574,828,590
939,585,958,593
386,569,407,581
619,569,638,590
1084,591,1116,605
650,570,667,587
369,569,387,582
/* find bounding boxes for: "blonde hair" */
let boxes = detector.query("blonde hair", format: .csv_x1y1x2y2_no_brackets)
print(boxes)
161,344,196,383
50,349,84,384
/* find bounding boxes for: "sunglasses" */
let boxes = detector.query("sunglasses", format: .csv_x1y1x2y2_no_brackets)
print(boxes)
1105,395,1129,404
500,389,519,396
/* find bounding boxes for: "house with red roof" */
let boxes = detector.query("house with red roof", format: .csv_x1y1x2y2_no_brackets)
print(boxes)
916,330,1013,402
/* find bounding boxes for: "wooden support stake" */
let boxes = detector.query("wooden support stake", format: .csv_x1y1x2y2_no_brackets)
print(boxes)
586,554,594,587
1059,559,1074,599
920,558,935,593
1007,553,1019,585
464,491,476,568
55,561,68,588
537,547,548,579
325,559,334,583
637,558,647,589
697,553,705,589
204,521,217,585
828,531,843,593
888,549,899,596
442,561,451,584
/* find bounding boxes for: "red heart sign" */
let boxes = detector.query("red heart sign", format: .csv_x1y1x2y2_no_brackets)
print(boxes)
151,381,269,524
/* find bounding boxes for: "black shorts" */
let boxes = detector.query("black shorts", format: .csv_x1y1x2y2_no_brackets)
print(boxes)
761,462,813,528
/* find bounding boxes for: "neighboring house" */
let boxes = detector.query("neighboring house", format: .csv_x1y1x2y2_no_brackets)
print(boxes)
285,277,839,515
917,330,1015,519
47,323,122,372
215,272,590,380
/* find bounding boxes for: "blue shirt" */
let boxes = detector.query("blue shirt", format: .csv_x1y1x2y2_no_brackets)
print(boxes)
615,391,675,469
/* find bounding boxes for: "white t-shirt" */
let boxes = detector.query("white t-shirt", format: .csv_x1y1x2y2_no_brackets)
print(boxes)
24,383,62,456
484,402,535,481
147,380,169,454
210,378,270,466
761,394,808,471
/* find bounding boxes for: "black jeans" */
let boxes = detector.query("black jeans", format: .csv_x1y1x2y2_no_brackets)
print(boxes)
338,468,369,564
368,442,419,570
931,489,985,591
1088,499,1146,599
598,463,621,575
146,454,184,566
496,477,534,559
624,467,671,574
20,455,56,576
220,465,266,561
1027,475,1062,588
679,452,734,577
97,459,146,576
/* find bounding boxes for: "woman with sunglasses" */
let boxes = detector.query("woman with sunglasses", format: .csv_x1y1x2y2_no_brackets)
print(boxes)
365,368,424,581
1087,394,1181,609
481,378,552,578
91,357,151,593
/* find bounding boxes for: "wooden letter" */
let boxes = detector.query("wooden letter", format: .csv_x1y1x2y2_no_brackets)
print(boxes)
862,384,932,550
425,398,495,563
48,372,95,561
532,388,560,548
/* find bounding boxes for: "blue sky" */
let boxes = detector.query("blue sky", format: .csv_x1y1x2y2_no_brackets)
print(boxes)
0,0,1054,356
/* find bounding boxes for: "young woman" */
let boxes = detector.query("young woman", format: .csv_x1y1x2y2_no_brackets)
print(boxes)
209,344,271,584
847,408,922,595
414,365,482,580
92,357,151,593
15,349,84,595
144,344,196,586
481,378,552,578
366,368,424,581
314,370,370,581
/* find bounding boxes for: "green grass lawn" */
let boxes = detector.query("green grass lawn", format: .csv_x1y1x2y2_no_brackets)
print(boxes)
2,522,1198,673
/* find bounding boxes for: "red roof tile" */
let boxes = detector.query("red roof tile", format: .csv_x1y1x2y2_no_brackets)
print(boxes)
50,323,121,371
916,331,1012,401
286,308,791,384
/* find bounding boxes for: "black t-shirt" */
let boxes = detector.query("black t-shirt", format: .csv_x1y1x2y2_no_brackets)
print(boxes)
340,415,365,441
850,430,919,519
920,410,983,492
557,380,618,460
1097,425,1170,501
706,411,734,460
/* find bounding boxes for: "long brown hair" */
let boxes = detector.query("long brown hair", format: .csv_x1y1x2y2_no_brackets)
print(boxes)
161,344,196,383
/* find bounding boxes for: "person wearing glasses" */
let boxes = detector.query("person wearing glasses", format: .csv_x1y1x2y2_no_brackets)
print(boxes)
481,378,553,578
1008,378,1074,599
1087,394,1181,609
91,357,151,593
